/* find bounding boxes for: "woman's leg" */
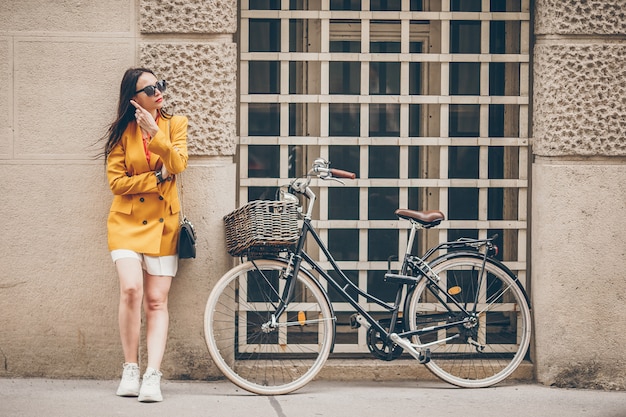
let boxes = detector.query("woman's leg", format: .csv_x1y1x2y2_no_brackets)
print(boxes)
143,273,173,370
115,258,144,364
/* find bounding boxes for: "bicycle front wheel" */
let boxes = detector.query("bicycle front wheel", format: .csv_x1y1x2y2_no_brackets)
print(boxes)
204,259,334,395
407,254,531,388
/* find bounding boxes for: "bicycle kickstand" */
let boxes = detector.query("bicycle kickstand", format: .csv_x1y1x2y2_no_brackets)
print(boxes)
389,334,431,364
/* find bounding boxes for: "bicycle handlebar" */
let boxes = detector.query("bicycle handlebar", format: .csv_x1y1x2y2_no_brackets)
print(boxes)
329,168,356,179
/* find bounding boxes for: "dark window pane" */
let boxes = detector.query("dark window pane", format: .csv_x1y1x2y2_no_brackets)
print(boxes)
371,41,401,53
451,0,481,11
249,0,280,9
330,41,361,52
489,62,505,95
410,41,423,53
329,145,360,177
448,229,478,242
488,188,504,220
248,186,279,201
448,188,479,220
370,62,400,95
249,61,279,94
329,187,360,220
369,104,400,137
248,103,280,136
249,19,280,52
408,146,421,178
449,146,479,179
408,187,420,210
248,145,280,178
329,103,360,136
409,62,422,94
449,104,479,137
368,188,398,220
290,19,305,52
330,0,361,10
488,146,504,179
490,0,520,12
450,21,481,53
490,21,505,54
330,62,361,94
409,104,421,137
410,0,423,11
450,62,480,95
370,0,401,11
368,229,398,261
369,146,399,178
328,229,359,261
489,104,504,137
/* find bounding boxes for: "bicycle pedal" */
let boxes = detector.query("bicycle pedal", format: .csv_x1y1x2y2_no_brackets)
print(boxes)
418,349,431,364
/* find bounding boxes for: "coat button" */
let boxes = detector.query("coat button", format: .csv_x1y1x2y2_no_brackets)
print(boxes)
159,196,164,200
140,197,145,202
159,218,164,223
142,220,148,225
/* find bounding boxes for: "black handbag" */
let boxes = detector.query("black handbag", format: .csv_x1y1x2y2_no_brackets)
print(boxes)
176,172,196,259
178,216,196,259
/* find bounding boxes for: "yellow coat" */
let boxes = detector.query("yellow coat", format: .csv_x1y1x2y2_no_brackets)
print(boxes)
107,115,189,256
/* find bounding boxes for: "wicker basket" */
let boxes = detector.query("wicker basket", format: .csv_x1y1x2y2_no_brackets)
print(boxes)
224,200,300,256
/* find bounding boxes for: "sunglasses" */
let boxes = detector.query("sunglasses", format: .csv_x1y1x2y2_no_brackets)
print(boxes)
134,80,167,96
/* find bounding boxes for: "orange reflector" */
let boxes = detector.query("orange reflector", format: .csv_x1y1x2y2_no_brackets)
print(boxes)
298,311,306,326
448,286,462,295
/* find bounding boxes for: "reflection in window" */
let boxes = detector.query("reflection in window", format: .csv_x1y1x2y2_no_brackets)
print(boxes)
409,62,422,95
329,188,360,220
370,21,400,53
248,103,280,136
370,104,400,137
330,0,361,10
450,63,480,95
368,229,398,261
370,0,401,11
370,62,400,95
450,21,481,54
330,62,361,94
329,229,359,261
369,146,399,178
449,104,479,137
248,61,279,94
448,188,479,220
249,19,280,52
368,188,399,220
248,145,279,178
449,147,479,179
329,103,360,136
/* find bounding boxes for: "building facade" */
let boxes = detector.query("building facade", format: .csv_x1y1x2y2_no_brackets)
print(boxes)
0,0,624,389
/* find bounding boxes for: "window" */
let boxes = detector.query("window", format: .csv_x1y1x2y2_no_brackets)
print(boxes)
240,0,530,354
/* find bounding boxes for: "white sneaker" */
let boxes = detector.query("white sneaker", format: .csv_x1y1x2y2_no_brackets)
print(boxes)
116,363,140,397
138,367,163,402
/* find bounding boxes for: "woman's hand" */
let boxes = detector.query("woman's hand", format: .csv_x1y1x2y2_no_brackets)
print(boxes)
130,100,159,138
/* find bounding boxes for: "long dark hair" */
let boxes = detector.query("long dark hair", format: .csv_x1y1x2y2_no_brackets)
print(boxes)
102,67,171,161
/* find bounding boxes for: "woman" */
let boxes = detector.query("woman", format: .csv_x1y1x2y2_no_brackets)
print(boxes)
103,68,188,402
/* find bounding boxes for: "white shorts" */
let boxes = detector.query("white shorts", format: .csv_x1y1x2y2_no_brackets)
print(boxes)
111,249,178,277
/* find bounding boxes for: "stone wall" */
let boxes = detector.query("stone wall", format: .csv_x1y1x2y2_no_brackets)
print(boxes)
532,0,626,389
0,0,237,379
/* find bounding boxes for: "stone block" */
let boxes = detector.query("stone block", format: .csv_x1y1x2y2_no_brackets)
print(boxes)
0,37,11,158
140,43,237,156
533,43,626,156
535,0,626,35
140,0,237,34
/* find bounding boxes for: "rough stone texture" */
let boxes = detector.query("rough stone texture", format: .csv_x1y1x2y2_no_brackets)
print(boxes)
533,43,626,156
535,0,626,35
0,37,11,157
140,43,237,156
140,0,237,34
532,162,626,390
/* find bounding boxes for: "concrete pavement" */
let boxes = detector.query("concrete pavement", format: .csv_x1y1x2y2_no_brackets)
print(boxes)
1,378,625,417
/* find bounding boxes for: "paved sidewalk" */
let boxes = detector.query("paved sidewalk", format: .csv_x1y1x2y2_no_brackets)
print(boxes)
1,378,625,417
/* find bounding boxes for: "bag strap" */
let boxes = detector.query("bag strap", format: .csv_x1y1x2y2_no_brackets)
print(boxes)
168,119,186,222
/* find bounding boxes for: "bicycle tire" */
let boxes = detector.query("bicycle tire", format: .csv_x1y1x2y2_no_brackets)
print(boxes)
406,254,531,388
204,259,334,395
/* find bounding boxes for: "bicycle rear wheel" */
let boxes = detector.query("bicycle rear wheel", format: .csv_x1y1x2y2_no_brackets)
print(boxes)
204,259,334,395
406,254,531,388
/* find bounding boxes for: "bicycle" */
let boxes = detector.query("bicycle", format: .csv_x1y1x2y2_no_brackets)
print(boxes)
204,158,532,395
